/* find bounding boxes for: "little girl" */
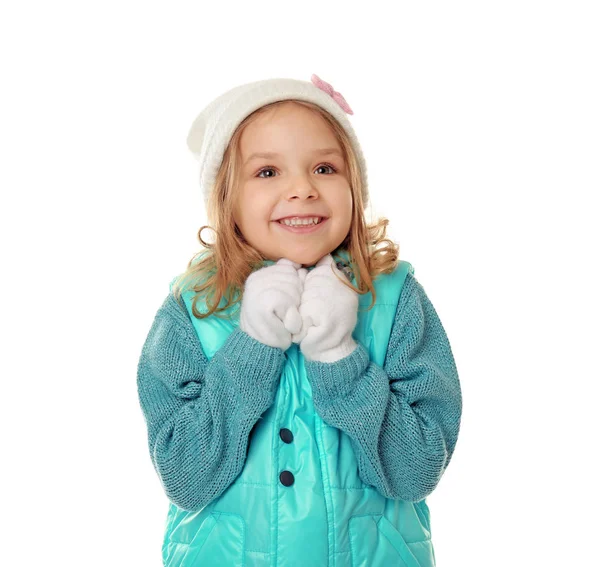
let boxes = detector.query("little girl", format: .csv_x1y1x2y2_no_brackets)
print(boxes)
137,73,463,567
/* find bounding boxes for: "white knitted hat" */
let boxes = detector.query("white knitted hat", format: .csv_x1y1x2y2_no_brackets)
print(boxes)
186,73,369,210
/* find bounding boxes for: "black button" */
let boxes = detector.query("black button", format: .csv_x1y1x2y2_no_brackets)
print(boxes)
279,428,294,443
280,470,295,486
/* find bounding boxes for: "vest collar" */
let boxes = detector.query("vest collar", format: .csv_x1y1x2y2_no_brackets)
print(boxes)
260,248,351,269
258,248,354,282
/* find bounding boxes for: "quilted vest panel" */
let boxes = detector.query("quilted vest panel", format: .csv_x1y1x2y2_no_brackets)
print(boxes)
161,253,435,567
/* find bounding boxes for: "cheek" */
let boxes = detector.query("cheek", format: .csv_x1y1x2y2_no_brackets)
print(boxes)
338,200,353,235
336,189,353,222
238,196,273,227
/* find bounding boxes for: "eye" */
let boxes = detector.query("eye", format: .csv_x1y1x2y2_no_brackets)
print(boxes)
316,163,337,175
257,167,277,178
256,163,337,178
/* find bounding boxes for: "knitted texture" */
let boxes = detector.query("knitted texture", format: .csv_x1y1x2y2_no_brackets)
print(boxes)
186,75,370,210
239,258,304,351
304,271,462,502
291,253,360,363
137,292,286,511
137,271,462,509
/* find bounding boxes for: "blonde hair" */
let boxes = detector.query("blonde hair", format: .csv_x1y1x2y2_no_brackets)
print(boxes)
172,99,400,320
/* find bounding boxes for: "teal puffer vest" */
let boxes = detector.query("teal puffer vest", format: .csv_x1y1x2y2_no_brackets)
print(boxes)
162,253,436,567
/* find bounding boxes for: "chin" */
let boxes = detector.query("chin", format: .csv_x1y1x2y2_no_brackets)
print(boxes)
272,252,312,268
296,253,326,268
272,246,337,268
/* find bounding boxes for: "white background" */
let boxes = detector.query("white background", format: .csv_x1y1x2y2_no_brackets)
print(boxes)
2,1,598,565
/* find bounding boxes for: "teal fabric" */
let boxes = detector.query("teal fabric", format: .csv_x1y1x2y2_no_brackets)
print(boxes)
137,251,462,566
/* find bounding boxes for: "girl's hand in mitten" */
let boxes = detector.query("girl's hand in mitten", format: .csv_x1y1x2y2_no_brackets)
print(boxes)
239,258,304,351
291,254,359,363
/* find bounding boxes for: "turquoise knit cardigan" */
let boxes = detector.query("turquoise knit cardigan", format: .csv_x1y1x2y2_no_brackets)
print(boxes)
137,271,462,510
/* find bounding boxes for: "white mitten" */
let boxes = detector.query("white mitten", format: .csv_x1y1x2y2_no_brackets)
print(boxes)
239,258,304,351
291,254,359,363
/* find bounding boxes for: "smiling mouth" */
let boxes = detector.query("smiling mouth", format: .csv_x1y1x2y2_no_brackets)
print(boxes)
276,217,325,227
274,217,329,233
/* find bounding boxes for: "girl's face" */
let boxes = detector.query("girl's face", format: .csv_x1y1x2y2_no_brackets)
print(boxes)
234,101,353,268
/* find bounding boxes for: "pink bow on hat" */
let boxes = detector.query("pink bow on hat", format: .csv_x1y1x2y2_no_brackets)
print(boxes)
311,74,354,115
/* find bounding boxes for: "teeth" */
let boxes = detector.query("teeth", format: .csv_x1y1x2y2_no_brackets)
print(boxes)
279,216,322,227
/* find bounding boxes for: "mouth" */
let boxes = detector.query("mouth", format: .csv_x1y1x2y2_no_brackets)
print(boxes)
273,217,328,234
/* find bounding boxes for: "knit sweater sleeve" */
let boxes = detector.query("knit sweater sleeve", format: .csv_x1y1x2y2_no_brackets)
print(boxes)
304,271,463,502
136,291,286,512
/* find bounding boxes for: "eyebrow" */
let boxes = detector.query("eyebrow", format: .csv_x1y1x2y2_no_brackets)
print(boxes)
244,148,343,165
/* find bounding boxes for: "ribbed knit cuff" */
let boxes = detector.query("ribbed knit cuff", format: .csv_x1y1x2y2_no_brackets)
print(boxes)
305,340,371,402
217,326,286,393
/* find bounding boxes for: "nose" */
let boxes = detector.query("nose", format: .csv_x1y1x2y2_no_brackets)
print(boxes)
285,175,318,201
